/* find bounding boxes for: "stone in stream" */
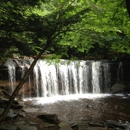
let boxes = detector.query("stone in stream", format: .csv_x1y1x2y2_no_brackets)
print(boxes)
59,122,70,127
83,127,107,130
59,125,74,130
0,88,11,99
111,84,127,93
89,121,105,127
29,121,37,125
0,124,17,130
38,114,60,124
22,108,39,113
0,108,17,118
0,96,23,109
14,121,26,125
105,120,125,129
16,125,38,130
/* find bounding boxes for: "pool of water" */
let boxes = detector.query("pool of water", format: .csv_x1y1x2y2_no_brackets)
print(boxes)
24,94,130,129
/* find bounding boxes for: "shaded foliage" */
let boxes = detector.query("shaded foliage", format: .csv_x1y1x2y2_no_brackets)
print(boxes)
0,0,130,65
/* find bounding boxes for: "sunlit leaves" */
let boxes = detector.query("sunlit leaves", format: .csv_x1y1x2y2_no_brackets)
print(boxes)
0,0,130,63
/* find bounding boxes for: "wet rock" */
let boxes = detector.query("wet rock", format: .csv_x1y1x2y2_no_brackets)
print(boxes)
0,97,23,109
11,101,23,109
82,127,107,130
111,84,127,93
15,121,26,125
18,112,26,117
124,121,130,130
0,108,17,118
16,97,25,107
106,120,125,129
70,122,78,128
0,124,17,130
59,121,78,130
8,109,17,118
38,114,60,124
11,104,23,109
2,89,11,99
0,88,6,95
0,97,9,101
0,88,11,99
86,120,130,130
86,105,93,109
59,125,74,130
0,108,5,115
22,108,39,113
0,97,9,106
29,121,37,125
89,121,105,127
16,125,38,130
88,120,130,130
44,122,56,127
59,122,70,127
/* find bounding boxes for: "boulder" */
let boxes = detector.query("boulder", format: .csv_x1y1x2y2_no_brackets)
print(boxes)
38,114,60,124
111,84,127,93
59,125,74,130
16,125,38,130
22,108,39,113
0,108,17,118
0,124,17,130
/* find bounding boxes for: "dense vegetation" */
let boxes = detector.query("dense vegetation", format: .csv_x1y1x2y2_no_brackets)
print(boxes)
0,0,130,121
0,0,130,65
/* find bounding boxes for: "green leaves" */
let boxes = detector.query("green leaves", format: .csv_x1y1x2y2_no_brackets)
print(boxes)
0,0,130,63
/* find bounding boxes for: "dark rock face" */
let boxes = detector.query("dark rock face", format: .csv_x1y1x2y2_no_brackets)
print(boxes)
111,84,127,93
110,61,130,87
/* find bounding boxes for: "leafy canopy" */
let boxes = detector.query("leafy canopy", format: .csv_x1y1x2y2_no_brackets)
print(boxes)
0,0,130,65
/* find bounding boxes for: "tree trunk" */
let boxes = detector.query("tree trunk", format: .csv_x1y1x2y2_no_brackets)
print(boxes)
0,41,50,122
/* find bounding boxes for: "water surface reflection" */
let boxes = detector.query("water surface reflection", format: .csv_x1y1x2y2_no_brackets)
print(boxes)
26,94,130,128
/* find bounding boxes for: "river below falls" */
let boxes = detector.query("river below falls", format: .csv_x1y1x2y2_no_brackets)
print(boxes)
24,94,130,129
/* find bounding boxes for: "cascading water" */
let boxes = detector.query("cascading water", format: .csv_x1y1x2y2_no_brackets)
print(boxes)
5,60,16,92
34,60,59,97
102,61,111,92
4,59,113,97
78,61,89,94
117,62,123,83
92,61,101,93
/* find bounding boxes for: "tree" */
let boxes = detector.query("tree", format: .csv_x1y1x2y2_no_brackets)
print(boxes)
0,0,130,121
47,0,130,60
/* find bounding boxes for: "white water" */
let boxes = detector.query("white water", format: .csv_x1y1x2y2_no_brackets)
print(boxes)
5,59,113,97
8,65,16,92
24,94,128,105
92,61,101,93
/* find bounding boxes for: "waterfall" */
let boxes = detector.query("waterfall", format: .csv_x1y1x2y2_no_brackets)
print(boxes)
102,61,111,93
117,62,123,83
7,63,16,92
4,59,113,97
68,61,78,94
92,61,101,93
78,61,90,94
35,60,59,97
